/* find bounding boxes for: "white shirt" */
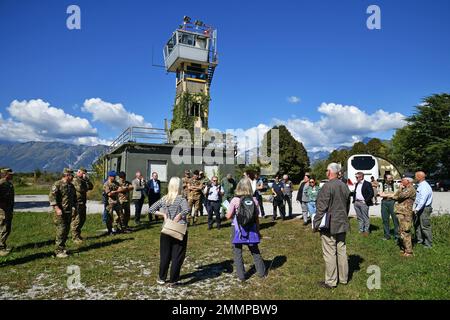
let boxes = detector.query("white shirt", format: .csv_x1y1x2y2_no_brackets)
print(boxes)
355,182,365,201
205,184,223,201
414,180,433,211
251,179,257,195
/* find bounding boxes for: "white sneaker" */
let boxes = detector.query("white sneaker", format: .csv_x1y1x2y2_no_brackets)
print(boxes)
156,278,165,285
0,249,10,257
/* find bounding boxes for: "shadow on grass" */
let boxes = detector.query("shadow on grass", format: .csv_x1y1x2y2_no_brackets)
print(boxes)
369,224,380,232
12,239,55,252
72,237,134,254
247,255,287,278
259,221,276,230
348,254,364,281
179,259,234,285
0,238,133,267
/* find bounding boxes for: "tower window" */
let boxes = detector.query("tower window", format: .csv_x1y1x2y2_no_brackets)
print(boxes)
189,102,201,117
179,33,194,46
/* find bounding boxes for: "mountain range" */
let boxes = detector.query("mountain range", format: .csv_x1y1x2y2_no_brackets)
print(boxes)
0,141,108,172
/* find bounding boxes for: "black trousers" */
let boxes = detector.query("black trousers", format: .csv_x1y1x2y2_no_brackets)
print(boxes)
207,200,221,228
159,231,188,283
133,196,145,222
273,197,286,220
256,193,265,217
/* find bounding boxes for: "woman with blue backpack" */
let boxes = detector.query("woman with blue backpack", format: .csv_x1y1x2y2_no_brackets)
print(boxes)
226,177,266,282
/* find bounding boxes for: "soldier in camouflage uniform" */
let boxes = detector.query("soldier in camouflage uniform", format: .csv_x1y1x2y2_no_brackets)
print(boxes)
383,174,416,257
103,171,125,234
0,168,15,257
188,170,204,225
71,167,94,243
49,168,77,258
182,170,191,199
117,171,133,232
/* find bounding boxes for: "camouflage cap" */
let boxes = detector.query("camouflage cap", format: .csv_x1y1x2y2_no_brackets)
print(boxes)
78,167,87,173
63,168,74,175
0,168,14,174
184,169,191,174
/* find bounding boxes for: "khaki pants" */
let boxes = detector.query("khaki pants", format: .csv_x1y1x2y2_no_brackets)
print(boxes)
71,203,86,240
121,201,131,228
54,211,72,254
397,213,413,254
188,197,202,223
321,232,348,287
106,203,124,231
0,208,13,250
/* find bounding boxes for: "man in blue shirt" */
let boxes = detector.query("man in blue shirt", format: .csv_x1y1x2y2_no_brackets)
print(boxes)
414,171,433,248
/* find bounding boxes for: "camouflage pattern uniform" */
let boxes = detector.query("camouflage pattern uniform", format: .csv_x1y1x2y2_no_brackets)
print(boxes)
103,179,125,232
0,169,15,252
182,176,191,199
71,172,93,240
49,174,77,254
117,177,133,229
392,185,416,254
188,177,203,224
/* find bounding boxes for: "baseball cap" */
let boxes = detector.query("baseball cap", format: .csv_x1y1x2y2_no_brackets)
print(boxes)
108,170,117,177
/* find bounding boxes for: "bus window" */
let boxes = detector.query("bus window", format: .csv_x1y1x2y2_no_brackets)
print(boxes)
351,156,376,170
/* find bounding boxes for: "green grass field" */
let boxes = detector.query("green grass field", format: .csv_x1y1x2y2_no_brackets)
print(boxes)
1,212,449,300
14,185,52,195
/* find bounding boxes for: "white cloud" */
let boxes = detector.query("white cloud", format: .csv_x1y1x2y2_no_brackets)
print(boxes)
82,98,151,129
0,113,41,142
75,136,112,146
7,99,97,139
287,96,301,104
236,102,406,153
225,124,271,154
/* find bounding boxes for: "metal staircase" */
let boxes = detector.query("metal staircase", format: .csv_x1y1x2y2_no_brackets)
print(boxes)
207,64,216,86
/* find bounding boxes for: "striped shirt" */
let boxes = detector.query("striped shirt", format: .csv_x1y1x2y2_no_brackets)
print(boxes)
148,195,189,224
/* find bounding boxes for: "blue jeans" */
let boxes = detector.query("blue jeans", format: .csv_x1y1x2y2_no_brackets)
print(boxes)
307,202,317,215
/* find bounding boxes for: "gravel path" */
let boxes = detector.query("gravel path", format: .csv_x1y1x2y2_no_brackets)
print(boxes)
14,191,449,216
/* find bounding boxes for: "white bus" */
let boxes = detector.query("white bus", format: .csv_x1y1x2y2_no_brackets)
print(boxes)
347,154,379,188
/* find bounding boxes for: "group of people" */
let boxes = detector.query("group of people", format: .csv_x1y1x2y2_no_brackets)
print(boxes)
350,171,433,254
267,172,322,226
315,165,434,289
0,164,436,289
0,167,94,258
147,175,266,285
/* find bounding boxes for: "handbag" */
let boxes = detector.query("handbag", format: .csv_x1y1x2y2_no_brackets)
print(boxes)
161,218,187,241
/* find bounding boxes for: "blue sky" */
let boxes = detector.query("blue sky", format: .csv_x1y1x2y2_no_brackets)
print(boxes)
1,0,449,151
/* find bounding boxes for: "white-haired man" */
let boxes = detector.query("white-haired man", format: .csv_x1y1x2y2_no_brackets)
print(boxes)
314,163,351,289
414,171,433,248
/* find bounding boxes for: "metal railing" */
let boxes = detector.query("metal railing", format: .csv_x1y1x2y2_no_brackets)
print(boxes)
108,126,169,152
